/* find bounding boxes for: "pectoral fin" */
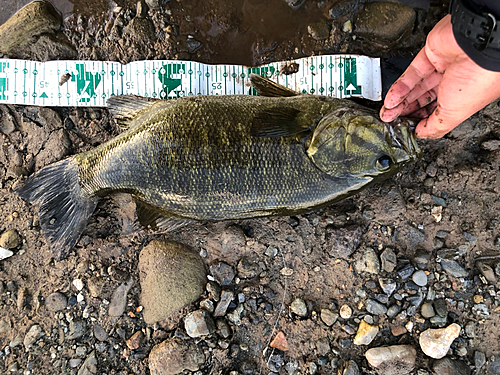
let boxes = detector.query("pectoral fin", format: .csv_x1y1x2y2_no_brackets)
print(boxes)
134,198,194,232
251,107,311,138
249,73,299,97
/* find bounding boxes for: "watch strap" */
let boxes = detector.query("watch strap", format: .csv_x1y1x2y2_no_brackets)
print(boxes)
450,0,499,51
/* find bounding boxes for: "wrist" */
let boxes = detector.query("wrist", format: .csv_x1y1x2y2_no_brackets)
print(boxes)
450,0,500,72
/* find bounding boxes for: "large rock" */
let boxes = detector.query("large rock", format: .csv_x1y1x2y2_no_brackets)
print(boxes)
419,323,461,359
139,240,207,324
365,345,416,375
149,338,205,375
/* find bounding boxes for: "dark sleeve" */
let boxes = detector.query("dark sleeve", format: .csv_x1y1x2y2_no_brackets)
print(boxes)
451,0,500,72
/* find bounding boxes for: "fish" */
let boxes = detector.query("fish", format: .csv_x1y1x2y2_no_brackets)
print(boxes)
17,74,421,260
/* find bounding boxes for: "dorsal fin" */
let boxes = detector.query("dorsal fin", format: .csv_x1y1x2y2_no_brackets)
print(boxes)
107,95,161,129
249,73,299,97
251,107,309,138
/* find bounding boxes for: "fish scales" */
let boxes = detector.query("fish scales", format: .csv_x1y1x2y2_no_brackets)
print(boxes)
18,74,420,259
77,95,352,220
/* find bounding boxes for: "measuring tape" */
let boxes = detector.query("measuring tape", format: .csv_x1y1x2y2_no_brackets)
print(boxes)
0,55,381,107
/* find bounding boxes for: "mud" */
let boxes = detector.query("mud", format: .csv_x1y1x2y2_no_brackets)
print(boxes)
1,1,500,375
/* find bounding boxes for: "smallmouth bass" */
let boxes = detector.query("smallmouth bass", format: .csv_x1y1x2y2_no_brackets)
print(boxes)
18,74,421,259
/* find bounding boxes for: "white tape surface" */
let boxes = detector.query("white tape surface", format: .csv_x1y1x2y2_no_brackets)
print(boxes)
0,55,381,107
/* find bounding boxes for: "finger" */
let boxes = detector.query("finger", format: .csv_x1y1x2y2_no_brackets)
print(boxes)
404,71,442,104
401,88,438,116
383,48,438,109
415,104,459,139
409,101,438,119
380,101,406,122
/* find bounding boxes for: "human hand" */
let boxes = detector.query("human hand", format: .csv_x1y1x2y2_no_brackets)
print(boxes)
380,15,500,139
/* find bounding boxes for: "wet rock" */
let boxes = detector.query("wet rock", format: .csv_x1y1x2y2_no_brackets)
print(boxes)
108,277,134,317
78,351,97,375
340,304,352,319
328,0,357,19
290,297,307,317
184,310,215,338
149,338,206,375
380,248,397,272
328,226,362,259
365,345,416,375
419,323,461,359
45,292,67,312
432,357,471,375
421,302,436,318
67,320,87,340
379,277,397,296
476,261,497,283
307,22,330,40
412,270,428,286
0,230,20,249
440,259,469,278
366,299,387,315
237,257,259,278
353,320,379,345
321,309,338,326
354,2,415,44
343,360,360,375
213,290,233,317
139,240,206,324
355,248,380,274
270,331,288,351
209,262,235,286
24,324,44,349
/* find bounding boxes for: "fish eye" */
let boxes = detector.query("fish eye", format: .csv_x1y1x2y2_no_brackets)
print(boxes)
376,155,393,171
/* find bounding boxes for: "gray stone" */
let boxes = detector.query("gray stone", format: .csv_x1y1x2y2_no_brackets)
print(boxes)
355,248,380,274
421,302,435,318
149,338,205,375
472,304,489,318
343,360,360,375
213,291,234,317
365,345,416,375
290,298,307,317
366,299,387,315
490,354,500,374
321,309,338,326
432,357,471,375
93,323,108,342
316,337,330,356
387,305,400,318
237,257,259,278
0,318,11,334
267,353,284,372
474,351,486,369
24,324,44,349
414,251,431,269
481,139,500,151
398,264,415,280
45,292,67,312
184,310,215,338
209,262,235,286
77,351,97,375
380,248,397,272
430,315,448,327
440,259,468,278
139,240,207,324
67,320,87,340
354,2,415,44
464,321,475,338
412,270,428,286
434,299,447,317
397,225,425,248
108,277,134,318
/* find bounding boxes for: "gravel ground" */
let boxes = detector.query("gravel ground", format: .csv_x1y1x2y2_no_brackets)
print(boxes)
1,1,500,374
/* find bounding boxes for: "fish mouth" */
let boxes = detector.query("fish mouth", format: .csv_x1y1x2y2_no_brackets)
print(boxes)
386,117,421,160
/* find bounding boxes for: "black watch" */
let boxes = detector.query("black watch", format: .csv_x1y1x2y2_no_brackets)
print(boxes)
450,0,499,51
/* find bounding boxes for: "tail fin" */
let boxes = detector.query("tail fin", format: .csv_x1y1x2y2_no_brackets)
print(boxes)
17,157,98,260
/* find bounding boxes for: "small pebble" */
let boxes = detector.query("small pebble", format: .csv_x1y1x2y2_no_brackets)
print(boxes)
421,302,435,318
321,309,338,326
0,230,20,249
365,345,416,373
290,298,307,317
72,279,84,291
366,299,387,315
340,304,352,319
412,270,428,286
270,331,288,351
45,292,67,312
184,310,215,338
353,320,379,345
